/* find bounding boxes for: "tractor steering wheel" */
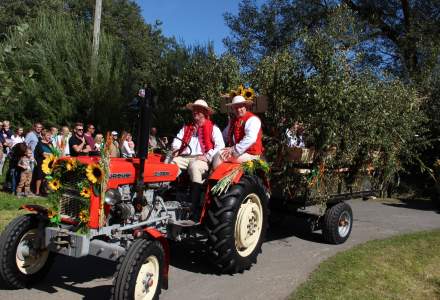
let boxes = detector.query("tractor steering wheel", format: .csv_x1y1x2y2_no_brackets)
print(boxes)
161,135,192,163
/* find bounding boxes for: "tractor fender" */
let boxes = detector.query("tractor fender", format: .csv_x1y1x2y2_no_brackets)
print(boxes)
209,162,243,183
141,227,170,290
19,204,49,214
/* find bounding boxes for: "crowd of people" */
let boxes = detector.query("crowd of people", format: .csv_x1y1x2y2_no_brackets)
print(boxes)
1,121,138,197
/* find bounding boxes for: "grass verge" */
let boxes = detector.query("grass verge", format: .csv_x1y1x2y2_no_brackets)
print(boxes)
291,230,440,300
0,192,52,231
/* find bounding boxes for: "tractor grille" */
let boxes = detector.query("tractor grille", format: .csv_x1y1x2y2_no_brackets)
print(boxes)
59,189,82,219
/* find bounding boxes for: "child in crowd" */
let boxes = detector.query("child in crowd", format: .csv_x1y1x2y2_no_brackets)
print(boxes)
16,148,36,197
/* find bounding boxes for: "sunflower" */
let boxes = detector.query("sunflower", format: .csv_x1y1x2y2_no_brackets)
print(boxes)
80,187,91,198
237,84,245,96
42,155,57,175
48,179,61,191
47,209,57,219
65,158,77,171
86,163,104,184
78,209,89,223
243,87,255,100
229,90,238,98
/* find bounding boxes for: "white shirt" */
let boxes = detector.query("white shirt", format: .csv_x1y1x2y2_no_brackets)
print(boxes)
172,124,225,162
222,116,261,156
286,128,305,148
55,134,71,156
121,140,136,158
10,135,25,147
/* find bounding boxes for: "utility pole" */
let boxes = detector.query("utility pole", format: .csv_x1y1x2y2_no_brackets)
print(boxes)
91,0,102,82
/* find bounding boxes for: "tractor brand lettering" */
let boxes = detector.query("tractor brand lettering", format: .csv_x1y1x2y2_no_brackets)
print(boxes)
109,173,131,179
154,171,170,177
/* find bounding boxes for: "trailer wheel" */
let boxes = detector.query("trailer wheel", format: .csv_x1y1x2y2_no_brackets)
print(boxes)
0,214,54,288
322,202,353,244
206,175,268,273
112,239,163,300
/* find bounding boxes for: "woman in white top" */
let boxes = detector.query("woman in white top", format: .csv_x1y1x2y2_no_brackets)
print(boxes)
11,127,25,147
120,132,136,158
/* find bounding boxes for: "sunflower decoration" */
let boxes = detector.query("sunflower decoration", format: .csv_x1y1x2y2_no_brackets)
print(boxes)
47,209,57,219
243,87,255,100
42,154,57,175
237,84,245,96
78,209,89,223
86,163,104,184
48,179,61,191
229,89,239,98
65,158,78,171
80,187,91,198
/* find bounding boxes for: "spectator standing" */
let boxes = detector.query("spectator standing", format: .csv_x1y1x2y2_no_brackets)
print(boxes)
286,121,305,148
7,143,27,194
34,131,52,196
84,124,96,151
94,133,104,153
109,131,120,157
55,126,71,156
16,147,36,197
11,127,25,147
121,132,135,158
50,127,58,147
69,123,91,157
25,122,43,155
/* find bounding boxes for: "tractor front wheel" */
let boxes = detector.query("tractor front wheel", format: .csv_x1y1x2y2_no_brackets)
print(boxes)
206,175,268,273
0,214,54,288
112,239,164,300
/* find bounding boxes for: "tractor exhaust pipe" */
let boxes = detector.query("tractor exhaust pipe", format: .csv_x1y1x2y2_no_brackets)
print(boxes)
135,87,155,208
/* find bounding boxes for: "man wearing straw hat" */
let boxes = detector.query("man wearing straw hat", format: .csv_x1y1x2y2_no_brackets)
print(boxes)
171,99,225,221
213,95,263,168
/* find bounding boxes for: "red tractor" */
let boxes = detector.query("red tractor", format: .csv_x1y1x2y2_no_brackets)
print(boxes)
0,90,270,300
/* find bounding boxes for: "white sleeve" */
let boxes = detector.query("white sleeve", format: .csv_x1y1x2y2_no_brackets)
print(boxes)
122,141,132,156
171,127,185,151
233,116,261,156
206,125,225,162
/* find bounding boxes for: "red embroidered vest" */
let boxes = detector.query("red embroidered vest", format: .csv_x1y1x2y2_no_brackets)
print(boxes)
179,119,214,155
227,112,263,155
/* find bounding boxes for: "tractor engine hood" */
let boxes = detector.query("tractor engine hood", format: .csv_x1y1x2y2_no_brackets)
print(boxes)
74,154,179,189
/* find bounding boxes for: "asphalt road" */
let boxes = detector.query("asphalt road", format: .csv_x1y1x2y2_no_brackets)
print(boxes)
1,198,439,300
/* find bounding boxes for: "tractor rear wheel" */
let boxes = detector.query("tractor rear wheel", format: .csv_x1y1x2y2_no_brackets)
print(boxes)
112,239,164,300
206,175,268,273
0,214,54,289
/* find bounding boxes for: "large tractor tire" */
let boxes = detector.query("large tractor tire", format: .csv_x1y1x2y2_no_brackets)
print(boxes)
112,239,164,300
0,214,54,288
206,175,269,273
322,202,353,244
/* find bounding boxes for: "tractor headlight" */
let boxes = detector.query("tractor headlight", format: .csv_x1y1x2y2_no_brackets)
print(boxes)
104,189,122,205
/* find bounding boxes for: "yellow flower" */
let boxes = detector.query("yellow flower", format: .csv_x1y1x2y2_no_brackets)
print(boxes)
80,187,91,198
229,90,238,98
237,84,245,96
86,163,104,184
65,158,77,171
42,155,57,175
47,209,57,218
78,209,89,223
246,161,254,169
48,179,61,191
243,88,255,100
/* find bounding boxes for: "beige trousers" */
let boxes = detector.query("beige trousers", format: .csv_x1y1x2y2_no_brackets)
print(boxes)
172,156,210,184
212,152,260,169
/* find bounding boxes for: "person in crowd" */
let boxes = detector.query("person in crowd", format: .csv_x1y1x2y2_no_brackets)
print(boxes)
49,126,58,147
55,126,71,156
25,122,43,155
69,123,91,157
16,147,36,197
11,127,25,147
120,132,136,158
213,95,263,168
6,142,27,194
94,133,104,153
171,99,224,220
109,131,120,157
286,121,305,148
84,124,96,151
34,131,52,196
149,127,166,149
2,120,13,140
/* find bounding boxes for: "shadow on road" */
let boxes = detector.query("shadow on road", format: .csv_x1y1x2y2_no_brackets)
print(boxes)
266,214,325,244
31,255,115,299
383,197,439,213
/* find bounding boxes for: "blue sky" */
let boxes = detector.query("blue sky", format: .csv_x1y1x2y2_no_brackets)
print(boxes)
135,0,241,54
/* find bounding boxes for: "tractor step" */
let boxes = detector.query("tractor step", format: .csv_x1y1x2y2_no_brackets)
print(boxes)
170,220,200,227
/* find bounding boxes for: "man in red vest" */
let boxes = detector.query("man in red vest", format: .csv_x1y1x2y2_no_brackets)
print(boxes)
171,99,225,220
213,95,263,168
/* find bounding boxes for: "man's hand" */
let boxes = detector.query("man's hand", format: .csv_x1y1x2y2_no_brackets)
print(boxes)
82,145,91,153
197,155,208,162
220,147,233,161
